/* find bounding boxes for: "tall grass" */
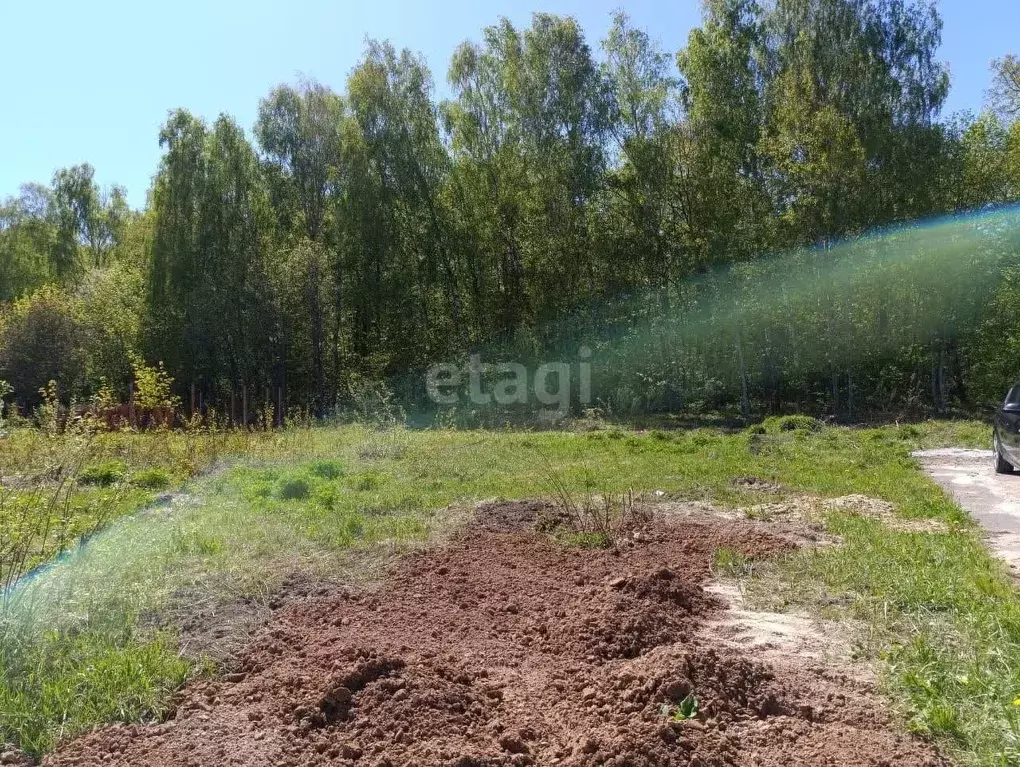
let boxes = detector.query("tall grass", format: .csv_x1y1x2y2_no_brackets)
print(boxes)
0,423,281,754
0,424,278,586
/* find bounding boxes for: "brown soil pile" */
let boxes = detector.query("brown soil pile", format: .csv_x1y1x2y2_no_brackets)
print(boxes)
46,501,945,767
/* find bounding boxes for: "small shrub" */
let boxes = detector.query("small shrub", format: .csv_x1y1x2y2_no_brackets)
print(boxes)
546,481,645,549
277,476,311,500
336,377,405,426
129,354,181,410
78,460,127,486
0,379,12,430
896,424,923,440
130,467,172,490
688,430,717,445
309,459,345,479
35,380,64,435
314,485,339,509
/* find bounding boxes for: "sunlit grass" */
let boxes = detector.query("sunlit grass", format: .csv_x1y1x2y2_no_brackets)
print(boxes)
752,511,1020,765
0,426,278,583
0,417,1011,762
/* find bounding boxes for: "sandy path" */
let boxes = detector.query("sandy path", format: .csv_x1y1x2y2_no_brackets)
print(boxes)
914,447,1020,568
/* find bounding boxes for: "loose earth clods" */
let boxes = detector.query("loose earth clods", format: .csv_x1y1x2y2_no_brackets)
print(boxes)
46,501,944,767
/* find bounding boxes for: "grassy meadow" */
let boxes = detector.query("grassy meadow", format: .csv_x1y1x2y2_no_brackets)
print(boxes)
0,417,1015,765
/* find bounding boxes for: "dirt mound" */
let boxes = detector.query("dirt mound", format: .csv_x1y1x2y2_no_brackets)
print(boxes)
742,493,947,534
47,501,945,767
823,494,947,532
470,498,556,534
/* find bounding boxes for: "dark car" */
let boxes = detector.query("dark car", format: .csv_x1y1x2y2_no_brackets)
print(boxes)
993,383,1020,473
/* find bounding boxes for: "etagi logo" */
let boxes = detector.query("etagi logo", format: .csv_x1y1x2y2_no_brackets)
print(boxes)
425,347,592,414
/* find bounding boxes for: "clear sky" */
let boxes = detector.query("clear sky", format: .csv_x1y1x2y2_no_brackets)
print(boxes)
1,0,1017,208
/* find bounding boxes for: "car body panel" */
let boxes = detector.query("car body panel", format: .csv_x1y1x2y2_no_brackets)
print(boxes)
994,384,1020,467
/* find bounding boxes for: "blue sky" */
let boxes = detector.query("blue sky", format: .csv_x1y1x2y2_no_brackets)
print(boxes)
1,0,1017,208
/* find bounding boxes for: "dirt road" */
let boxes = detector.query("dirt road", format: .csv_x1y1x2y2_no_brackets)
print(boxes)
914,448,1020,568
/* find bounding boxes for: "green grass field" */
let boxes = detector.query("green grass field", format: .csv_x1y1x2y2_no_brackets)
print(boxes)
0,417,1013,764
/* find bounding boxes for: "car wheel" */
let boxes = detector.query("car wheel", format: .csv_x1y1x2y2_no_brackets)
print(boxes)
995,435,1014,474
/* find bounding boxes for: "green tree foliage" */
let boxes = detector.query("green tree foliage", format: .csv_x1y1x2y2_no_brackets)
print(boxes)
678,0,769,262
990,55,1020,119
52,164,129,276
445,14,612,339
256,81,343,242
5,3,1020,419
76,263,144,393
601,11,685,293
0,287,82,408
146,110,276,405
0,185,57,302
346,41,460,370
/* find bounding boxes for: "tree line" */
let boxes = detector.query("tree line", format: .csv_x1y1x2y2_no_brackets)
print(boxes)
4,0,1020,423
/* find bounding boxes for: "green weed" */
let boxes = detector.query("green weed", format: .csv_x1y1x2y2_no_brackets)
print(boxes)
78,460,127,486
559,531,614,549
277,476,312,500
660,693,700,722
712,547,750,576
308,459,345,479
349,471,382,491
130,467,172,490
